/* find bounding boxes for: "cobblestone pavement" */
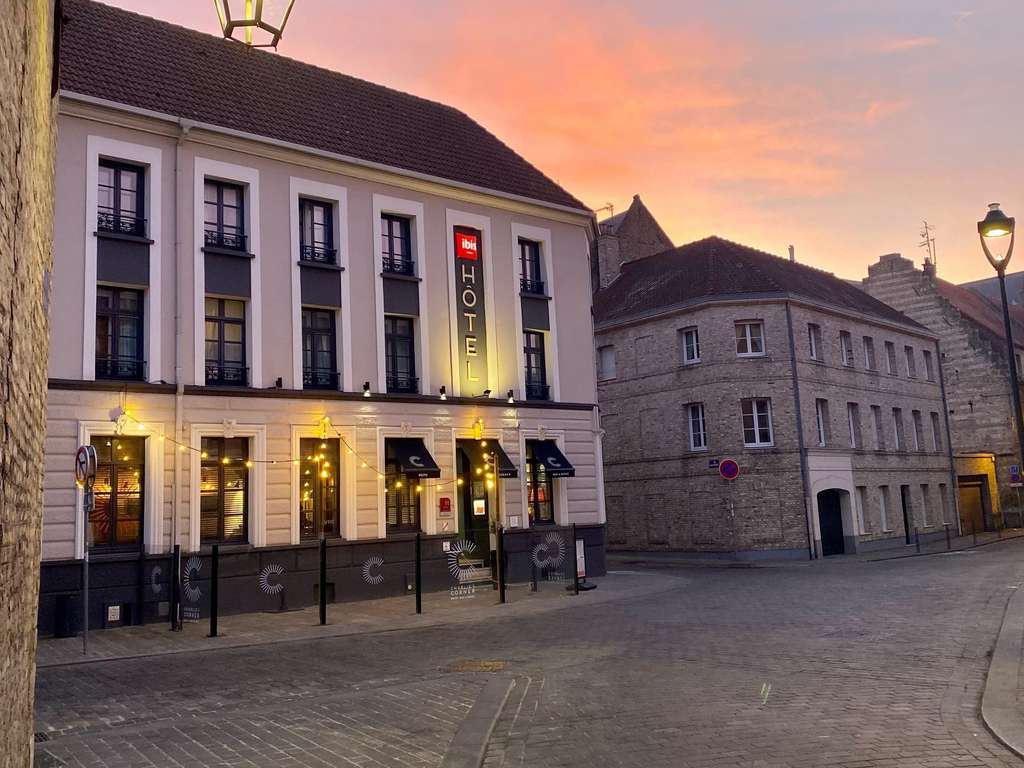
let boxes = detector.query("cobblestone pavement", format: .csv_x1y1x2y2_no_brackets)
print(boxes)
35,539,1024,768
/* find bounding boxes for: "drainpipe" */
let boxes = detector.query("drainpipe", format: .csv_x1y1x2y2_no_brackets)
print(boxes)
171,119,193,551
935,338,961,534
784,300,816,559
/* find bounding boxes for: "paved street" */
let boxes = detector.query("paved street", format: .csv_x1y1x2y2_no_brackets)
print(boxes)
35,539,1024,768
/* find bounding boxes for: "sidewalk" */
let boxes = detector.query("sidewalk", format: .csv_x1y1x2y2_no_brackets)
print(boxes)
36,570,681,669
982,575,1024,759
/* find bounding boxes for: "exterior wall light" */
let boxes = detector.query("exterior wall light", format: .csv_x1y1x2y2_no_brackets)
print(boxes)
214,0,296,48
362,381,371,398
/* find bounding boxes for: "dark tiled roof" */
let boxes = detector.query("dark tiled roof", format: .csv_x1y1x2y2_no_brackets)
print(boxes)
59,0,586,211
934,279,1024,352
593,236,925,329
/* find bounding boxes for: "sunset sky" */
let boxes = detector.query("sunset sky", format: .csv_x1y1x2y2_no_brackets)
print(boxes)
106,0,1024,283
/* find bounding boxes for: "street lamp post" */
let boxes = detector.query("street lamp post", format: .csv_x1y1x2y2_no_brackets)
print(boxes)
978,203,1024,526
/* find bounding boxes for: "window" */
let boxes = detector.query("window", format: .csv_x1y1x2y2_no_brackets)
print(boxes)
879,486,891,531
381,213,413,275
97,160,145,236
89,436,143,548
597,345,616,381
892,408,905,451
518,239,544,295
524,331,549,400
885,341,897,375
863,337,876,370
95,287,144,380
808,324,822,361
205,297,247,385
856,486,868,534
923,349,935,381
384,315,417,393
939,483,949,524
815,399,830,447
930,412,942,452
525,440,555,525
840,331,854,367
385,439,420,534
302,309,338,389
904,345,917,378
204,180,246,251
920,484,930,527
742,398,773,447
299,198,335,264
680,327,701,364
200,437,249,544
735,321,765,356
912,410,924,452
687,403,707,450
299,438,340,539
847,403,862,449
871,405,885,450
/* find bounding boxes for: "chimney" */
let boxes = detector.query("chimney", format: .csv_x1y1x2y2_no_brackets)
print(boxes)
922,257,936,279
788,245,795,262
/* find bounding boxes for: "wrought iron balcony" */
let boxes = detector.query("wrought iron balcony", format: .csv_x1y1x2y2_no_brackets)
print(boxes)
95,355,146,381
520,277,546,295
204,229,248,252
97,209,147,238
299,244,337,265
386,373,419,394
303,369,340,390
382,256,415,276
525,381,550,401
205,363,249,386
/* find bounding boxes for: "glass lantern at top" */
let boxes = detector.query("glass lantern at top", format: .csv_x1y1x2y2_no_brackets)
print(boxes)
979,202,1016,274
214,0,296,48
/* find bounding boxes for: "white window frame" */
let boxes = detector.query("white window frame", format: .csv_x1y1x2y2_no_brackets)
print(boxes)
856,486,868,534
808,323,820,360
871,405,885,450
376,427,438,538
681,326,701,364
885,342,897,375
923,349,935,381
893,408,904,451
863,336,876,370
879,486,891,532
687,403,707,451
83,136,163,383
930,412,942,452
840,332,853,367
815,399,828,447
904,345,916,378
847,403,860,449
735,321,765,357
742,398,774,447
290,423,357,544
597,345,616,381
912,410,923,452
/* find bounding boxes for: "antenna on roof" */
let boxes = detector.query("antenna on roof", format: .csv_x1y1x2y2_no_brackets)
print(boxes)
593,203,614,218
919,220,937,271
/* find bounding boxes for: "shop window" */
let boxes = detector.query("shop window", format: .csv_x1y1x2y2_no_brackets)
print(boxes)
299,438,340,539
200,437,249,544
89,436,143,548
385,439,420,534
525,440,555,525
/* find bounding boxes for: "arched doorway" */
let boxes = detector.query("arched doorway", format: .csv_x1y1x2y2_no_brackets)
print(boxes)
817,489,847,556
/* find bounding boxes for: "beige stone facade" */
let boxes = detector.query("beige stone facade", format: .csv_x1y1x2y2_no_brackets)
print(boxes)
0,1,56,762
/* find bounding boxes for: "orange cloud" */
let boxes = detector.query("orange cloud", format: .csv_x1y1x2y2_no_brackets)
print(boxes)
877,36,940,53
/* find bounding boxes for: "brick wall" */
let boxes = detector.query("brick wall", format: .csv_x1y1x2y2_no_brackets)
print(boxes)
595,195,673,290
0,1,56,764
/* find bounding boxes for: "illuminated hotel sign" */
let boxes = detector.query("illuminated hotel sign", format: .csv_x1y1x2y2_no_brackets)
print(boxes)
454,226,488,395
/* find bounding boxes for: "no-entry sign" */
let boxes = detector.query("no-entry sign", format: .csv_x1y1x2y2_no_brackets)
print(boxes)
719,458,740,481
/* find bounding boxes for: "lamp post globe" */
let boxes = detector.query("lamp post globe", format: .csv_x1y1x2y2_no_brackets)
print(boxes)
978,202,1015,274
214,0,296,48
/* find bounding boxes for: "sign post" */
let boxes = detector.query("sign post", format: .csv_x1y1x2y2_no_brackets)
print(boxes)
75,445,97,656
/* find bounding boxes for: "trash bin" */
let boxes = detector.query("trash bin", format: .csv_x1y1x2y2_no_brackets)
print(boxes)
53,594,76,638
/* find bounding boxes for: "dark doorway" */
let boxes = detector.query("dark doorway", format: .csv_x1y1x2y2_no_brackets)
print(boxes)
900,485,913,544
457,442,490,565
957,476,990,534
817,490,845,556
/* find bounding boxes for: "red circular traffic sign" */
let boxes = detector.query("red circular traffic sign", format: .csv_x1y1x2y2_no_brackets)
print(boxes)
719,458,740,481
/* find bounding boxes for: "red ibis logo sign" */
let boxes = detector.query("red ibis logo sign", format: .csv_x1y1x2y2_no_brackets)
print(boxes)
455,231,479,261
454,227,488,395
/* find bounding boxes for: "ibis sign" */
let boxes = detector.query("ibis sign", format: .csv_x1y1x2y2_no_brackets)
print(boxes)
454,226,488,395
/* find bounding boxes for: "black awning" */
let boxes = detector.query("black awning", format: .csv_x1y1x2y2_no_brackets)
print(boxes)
530,440,575,478
460,439,518,478
388,438,441,478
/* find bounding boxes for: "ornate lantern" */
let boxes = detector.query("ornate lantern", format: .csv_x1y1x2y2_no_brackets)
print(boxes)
214,0,296,48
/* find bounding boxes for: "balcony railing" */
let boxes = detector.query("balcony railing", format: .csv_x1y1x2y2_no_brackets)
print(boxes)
520,277,546,295
303,369,340,390
300,244,337,265
382,256,415,276
525,381,550,401
95,356,146,381
205,363,249,386
204,229,248,252
97,210,147,238
386,373,419,394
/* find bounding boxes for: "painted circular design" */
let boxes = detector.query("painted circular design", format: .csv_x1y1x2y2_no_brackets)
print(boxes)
258,563,286,595
361,555,385,585
531,532,567,569
446,539,478,578
182,556,202,602
719,459,740,480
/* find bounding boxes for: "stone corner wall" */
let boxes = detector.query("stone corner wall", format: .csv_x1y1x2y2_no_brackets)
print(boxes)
0,1,56,765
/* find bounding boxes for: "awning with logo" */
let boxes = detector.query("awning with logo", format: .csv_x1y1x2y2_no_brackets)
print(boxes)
389,438,442,478
530,440,575,478
459,439,518,478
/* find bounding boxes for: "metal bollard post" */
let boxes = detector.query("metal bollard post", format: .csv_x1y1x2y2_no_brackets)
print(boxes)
169,544,181,631
572,523,580,596
496,527,506,605
914,527,921,554
209,544,219,638
415,533,422,615
973,519,978,546
319,536,327,626
945,523,951,550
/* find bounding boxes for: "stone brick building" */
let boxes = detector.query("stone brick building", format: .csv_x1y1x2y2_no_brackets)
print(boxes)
595,237,956,559
862,253,1024,531
0,1,56,763
591,194,672,291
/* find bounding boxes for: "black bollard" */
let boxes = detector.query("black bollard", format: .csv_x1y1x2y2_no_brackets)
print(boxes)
209,544,219,638
170,544,181,631
319,536,327,626
415,533,422,615
497,527,506,605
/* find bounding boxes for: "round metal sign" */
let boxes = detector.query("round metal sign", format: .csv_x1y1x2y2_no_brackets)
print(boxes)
75,445,97,487
719,458,740,481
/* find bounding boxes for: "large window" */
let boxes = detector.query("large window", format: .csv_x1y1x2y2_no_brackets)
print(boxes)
885,341,897,375
840,331,854,367
200,437,249,544
381,214,413,275
808,324,821,361
204,180,246,251
299,438,340,539
525,440,555,525
848,403,862,449
892,408,905,451
871,405,885,450
904,345,917,378
89,436,143,548
519,239,544,295
96,287,144,380
205,297,247,385
815,399,830,447
879,486,891,531
742,398,773,447
385,439,420,534
687,403,707,450
863,337,876,370
302,308,338,389
299,198,335,264
912,410,924,452
735,321,765,357
931,412,943,452
923,349,935,381
681,327,701,364
97,160,145,236
384,315,417,393
597,345,616,381
524,331,549,400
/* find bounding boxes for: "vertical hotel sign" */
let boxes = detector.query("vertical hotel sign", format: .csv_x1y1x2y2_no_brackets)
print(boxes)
454,227,488,395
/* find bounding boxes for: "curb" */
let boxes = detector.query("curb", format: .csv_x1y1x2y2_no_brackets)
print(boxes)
441,677,514,768
866,531,1024,563
981,582,1024,759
